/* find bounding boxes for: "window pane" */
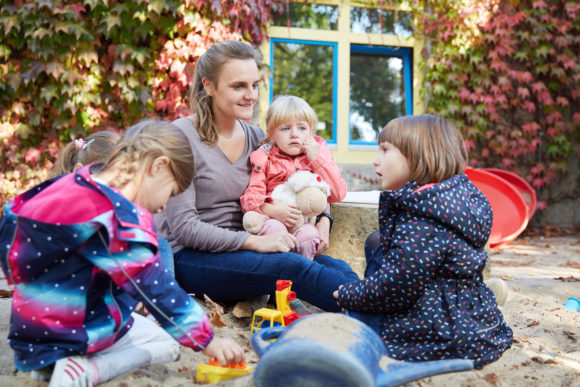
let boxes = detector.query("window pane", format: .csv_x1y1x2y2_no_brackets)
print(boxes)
350,51,406,143
350,7,413,36
272,3,338,30
272,41,335,141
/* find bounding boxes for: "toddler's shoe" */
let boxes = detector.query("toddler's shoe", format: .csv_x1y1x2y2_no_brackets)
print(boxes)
49,356,98,387
485,277,509,306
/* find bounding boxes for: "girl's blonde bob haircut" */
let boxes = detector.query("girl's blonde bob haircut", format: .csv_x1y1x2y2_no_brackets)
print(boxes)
378,114,468,186
265,95,318,141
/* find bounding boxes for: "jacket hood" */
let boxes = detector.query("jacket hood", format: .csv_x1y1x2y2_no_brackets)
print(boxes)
381,174,492,248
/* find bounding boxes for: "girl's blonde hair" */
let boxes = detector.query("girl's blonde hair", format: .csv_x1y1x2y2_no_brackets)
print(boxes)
378,114,468,186
48,131,120,179
264,95,318,144
190,40,257,145
101,120,194,193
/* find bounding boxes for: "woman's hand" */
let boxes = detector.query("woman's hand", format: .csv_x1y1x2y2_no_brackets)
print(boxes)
315,216,330,255
303,135,320,161
263,202,302,229
202,336,245,366
242,232,299,253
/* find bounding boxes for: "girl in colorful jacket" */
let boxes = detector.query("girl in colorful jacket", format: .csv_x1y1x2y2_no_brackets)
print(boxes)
0,120,244,386
334,114,513,368
240,95,347,259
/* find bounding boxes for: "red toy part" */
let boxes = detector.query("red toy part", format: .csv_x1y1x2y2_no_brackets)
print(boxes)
482,168,537,219
276,280,292,291
464,168,528,248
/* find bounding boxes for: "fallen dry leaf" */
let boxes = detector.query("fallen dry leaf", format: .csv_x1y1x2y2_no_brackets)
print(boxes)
210,311,226,328
563,261,580,269
527,320,540,327
483,372,499,384
513,335,531,344
555,276,580,282
204,294,227,328
530,356,558,365
203,294,224,315
232,301,252,318
564,326,577,341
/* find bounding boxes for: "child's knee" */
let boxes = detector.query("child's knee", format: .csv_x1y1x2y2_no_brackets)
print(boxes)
258,218,287,235
294,223,319,242
364,230,381,258
294,224,320,260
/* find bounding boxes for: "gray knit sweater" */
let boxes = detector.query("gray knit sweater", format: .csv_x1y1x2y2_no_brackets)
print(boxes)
155,117,265,253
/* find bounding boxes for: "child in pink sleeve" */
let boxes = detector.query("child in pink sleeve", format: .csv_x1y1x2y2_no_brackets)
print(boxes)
240,95,347,259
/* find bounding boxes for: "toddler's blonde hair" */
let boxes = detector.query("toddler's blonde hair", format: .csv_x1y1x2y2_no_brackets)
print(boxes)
378,114,468,186
264,95,318,143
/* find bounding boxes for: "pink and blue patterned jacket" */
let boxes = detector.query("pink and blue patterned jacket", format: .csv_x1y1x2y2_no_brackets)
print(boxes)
0,165,213,371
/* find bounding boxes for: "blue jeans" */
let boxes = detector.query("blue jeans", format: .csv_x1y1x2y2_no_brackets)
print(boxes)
345,230,383,334
364,230,381,277
174,249,359,312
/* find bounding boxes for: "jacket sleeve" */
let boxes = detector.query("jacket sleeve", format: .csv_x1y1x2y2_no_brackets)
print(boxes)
240,149,270,214
308,136,347,203
83,231,213,351
337,217,447,314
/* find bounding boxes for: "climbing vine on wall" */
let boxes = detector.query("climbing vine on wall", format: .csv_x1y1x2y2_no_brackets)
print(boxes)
417,0,580,198
0,0,282,205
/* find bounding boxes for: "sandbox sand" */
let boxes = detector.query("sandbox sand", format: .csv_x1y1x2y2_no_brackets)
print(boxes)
0,233,579,386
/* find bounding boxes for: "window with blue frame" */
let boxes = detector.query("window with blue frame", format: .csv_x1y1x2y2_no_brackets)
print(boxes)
349,45,412,145
270,39,337,143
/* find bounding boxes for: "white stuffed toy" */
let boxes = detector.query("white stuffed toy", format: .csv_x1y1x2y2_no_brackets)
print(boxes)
243,171,331,234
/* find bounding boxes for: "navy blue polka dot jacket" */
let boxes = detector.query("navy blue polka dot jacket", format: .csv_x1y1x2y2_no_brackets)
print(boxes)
337,174,513,368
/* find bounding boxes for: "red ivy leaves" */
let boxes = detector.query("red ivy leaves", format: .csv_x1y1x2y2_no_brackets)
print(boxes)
421,0,580,193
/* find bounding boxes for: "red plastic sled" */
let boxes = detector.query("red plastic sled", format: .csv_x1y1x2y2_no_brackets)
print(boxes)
464,168,528,248
482,168,537,220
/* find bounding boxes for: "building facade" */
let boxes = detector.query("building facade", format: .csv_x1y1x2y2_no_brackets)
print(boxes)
260,0,424,165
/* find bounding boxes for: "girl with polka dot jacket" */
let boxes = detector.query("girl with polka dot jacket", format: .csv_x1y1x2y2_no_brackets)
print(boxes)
335,114,513,368
0,120,244,386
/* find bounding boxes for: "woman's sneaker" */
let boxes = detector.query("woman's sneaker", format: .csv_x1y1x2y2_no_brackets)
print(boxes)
48,356,98,387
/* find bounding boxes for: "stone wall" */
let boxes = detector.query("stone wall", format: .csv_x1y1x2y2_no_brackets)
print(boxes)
326,194,379,279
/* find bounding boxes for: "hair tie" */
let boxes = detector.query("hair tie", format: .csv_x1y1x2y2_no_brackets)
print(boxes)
74,139,85,150
82,138,95,150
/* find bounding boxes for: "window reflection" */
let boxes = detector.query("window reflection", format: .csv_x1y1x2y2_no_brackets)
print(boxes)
272,41,335,140
350,7,413,36
350,50,406,143
272,3,338,30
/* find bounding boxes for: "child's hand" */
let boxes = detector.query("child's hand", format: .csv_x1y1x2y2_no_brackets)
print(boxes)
202,337,245,366
269,203,302,229
244,232,299,253
303,135,319,161
333,286,345,311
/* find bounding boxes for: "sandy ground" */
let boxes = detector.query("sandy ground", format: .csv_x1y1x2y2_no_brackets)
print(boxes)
0,232,579,386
